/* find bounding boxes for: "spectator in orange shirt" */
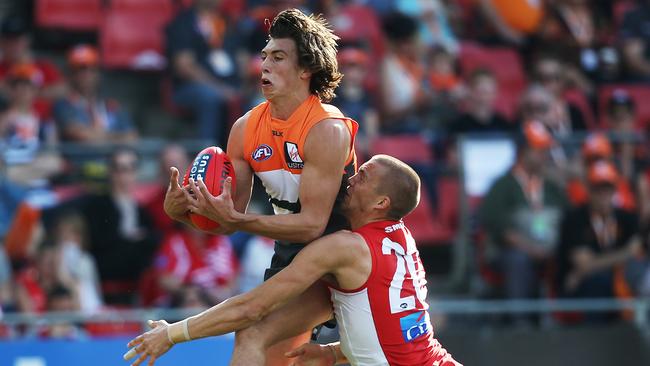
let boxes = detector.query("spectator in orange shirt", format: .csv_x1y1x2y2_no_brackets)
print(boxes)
478,0,545,45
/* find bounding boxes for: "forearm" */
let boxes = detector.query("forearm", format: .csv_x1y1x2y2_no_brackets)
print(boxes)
230,211,324,243
580,249,633,275
171,294,259,342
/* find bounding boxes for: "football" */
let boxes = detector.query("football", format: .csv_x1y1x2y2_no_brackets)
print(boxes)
183,146,236,230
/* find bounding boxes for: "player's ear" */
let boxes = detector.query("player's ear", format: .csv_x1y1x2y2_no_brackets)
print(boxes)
300,68,311,80
376,195,390,211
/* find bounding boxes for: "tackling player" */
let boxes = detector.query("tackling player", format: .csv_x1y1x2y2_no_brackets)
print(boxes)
163,8,357,365
126,155,462,366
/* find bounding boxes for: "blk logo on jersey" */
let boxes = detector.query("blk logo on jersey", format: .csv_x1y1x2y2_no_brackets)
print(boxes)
284,142,304,169
399,311,430,342
252,144,273,162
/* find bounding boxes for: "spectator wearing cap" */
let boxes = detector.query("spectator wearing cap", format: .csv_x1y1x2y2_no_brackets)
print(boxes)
619,0,650,80
52,44,137,144
331,47,378,156
165,0,239,146
0,16,65,102
479,121,568,305
556,161,643,319
0,63,63,185
566,133,636,212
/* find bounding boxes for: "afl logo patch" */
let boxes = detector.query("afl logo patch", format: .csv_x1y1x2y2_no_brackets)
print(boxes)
252,144,273,161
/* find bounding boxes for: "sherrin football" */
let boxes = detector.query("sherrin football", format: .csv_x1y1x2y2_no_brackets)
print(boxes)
183,146,236,230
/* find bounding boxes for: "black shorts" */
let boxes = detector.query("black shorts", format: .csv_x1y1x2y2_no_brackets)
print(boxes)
263,241,305,281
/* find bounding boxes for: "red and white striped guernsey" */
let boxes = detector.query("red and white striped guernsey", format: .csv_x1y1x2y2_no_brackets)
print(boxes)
329,220,462,366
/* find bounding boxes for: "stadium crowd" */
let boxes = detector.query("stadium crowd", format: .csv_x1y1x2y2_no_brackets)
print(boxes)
1,0,650,337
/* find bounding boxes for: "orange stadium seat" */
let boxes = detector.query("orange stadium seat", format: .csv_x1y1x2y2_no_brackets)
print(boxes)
598,84,650,129
459,42,527,120
35,0,102,31
99,6,173,70
368,135,434,164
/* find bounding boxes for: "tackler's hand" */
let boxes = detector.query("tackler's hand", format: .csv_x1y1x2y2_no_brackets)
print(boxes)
124,320,173,366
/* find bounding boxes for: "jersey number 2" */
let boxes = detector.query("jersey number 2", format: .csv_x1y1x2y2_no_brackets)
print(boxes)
382,237,426,314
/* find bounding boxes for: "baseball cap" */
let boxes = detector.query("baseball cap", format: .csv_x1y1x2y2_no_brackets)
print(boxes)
0,16,29,37
7,63,43,86
338,48,369,67
582,132,612,159
607,88,635,113
588,160,619,186
522,120,553,150
67,44,99,68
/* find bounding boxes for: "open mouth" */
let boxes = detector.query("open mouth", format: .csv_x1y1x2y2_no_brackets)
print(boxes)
261,78,272,87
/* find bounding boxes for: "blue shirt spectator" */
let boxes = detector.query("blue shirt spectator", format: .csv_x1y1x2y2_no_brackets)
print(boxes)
53,45,137,144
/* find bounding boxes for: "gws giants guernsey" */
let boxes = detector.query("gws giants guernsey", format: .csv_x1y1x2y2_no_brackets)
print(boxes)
243,95,358,231
330,220,462,366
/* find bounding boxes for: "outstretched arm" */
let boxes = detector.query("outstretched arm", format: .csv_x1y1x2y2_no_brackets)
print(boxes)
124,231,366,365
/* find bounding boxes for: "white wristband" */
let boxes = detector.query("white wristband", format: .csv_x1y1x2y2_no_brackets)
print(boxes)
182,318,191,341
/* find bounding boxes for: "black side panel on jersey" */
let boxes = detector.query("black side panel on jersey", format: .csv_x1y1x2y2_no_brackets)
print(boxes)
263,160,356,280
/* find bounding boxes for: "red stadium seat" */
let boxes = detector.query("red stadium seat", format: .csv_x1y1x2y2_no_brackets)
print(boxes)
598,84,650,129
35,0,102,31
330,4,385,90
111,0,174,14
368,135,434,165
85,321,142,338
437,176,460,233
613,1,636,28
459,42,527,120
563,88,598,129
404,188,454,246
99,8,172,70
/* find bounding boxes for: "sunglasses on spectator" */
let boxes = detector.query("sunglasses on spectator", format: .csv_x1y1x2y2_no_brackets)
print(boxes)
536,73,561,83
524,103,550,115
111,163,138,173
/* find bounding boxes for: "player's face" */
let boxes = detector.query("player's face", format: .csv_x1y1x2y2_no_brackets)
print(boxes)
343,160,383,216
260,38,308,101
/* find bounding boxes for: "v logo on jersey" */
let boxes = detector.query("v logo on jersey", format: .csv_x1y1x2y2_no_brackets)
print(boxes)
399,311,430,343
284,142,304,169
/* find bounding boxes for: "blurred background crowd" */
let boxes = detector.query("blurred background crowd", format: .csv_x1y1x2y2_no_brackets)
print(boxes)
1,0,650,339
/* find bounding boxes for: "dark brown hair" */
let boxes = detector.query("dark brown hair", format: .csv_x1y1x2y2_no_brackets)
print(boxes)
373,155,421,220
269,9,342,102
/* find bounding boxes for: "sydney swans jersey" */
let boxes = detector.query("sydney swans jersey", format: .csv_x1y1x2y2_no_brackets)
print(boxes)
243,95,358,227
330,221,460,366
